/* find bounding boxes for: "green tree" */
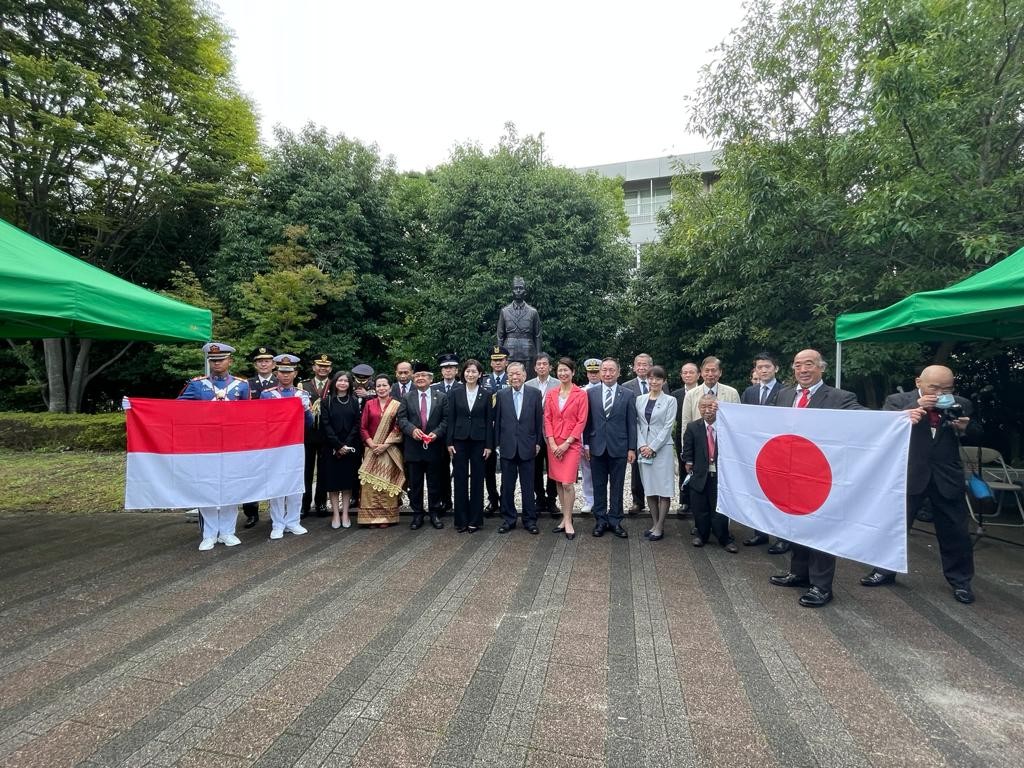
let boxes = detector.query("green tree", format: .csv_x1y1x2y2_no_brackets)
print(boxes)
213,125,401,369
0,0,260,411
639,0,1024,403
388,125,633,368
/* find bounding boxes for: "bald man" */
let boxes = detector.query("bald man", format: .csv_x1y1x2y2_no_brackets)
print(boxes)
769,349,865,607
860,365,981,604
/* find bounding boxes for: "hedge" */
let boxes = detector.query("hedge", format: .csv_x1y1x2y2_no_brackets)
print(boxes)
0,412,125,452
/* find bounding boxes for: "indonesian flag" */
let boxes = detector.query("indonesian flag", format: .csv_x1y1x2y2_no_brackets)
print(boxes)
714,402,912,572
124,398,304,509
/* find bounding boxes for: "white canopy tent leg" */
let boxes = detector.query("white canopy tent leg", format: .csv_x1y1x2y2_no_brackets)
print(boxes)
835,341,843,389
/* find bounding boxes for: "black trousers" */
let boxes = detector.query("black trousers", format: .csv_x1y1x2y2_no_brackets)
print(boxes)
407,458,442,517
452,439,486,529
631,462,646,508
690,474,732,545
789,545,836,592
591,452,626,527
533,444,557,510
485,451,499,505
435,452,453,511
302,441,326,512
678,455,690,507
500,455,536,528
878,484,974,587
242,500,259,519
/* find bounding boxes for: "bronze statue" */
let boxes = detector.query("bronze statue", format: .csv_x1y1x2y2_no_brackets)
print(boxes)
497,276,542,374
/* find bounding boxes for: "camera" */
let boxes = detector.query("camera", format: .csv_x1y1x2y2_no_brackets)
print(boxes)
935,393,964,423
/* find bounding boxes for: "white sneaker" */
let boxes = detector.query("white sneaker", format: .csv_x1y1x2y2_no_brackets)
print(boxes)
286,524,308,535
581,504,593,514
270,527,284,540
219,534,242,546
198,537,216,551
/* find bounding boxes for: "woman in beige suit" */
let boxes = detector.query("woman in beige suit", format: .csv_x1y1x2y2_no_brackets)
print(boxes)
635,366,677,541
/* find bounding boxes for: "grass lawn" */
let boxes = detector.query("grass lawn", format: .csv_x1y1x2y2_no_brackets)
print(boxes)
0,450,127,514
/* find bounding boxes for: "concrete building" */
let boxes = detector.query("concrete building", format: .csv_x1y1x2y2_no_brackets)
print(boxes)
576,151,720,249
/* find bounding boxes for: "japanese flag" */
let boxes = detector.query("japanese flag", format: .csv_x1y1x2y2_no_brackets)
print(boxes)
714,402,912,572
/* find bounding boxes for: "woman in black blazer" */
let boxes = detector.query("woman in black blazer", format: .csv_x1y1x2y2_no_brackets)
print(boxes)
447,358,495,532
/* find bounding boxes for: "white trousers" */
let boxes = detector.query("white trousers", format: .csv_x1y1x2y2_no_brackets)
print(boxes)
269,493,302,531
580,455,594,506
198,506,238,538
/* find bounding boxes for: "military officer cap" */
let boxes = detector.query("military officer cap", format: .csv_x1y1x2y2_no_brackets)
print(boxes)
274,353,300,372
490,345,510,361
351,363,374,378
438,352,459,368
584,358,602,373
312,354,333,367
250,346,276,361
412,360,431,374
203,342,235,361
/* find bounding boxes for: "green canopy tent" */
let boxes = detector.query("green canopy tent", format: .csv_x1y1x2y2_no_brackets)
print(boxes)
833,246,1024,386
0,218,211,342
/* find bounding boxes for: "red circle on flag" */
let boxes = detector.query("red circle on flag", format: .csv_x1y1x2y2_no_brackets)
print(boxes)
755,435,832,515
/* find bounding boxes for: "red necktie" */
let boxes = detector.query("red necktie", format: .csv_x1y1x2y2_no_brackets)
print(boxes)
420,392,428,431
796,388,810,408
706,424,716,460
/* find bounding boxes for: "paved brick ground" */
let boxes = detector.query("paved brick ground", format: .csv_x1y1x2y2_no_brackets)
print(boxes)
1,506,1023,767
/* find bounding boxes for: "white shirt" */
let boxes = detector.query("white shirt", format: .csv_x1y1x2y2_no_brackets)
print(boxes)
466,385,478,410
791,380,825,406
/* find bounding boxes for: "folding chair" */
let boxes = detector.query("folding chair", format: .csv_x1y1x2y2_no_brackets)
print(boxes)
960,447,1024,527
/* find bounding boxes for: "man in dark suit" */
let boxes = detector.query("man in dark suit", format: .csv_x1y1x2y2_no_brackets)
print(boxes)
397,362,449,530
769,349,866,607
431,353,460,515
493,361,544,534
683,394,739,552
671,362,700,515
481,346,510,515
739,352,789,553
391,361,413,400
622,353,653,515
300,354,333,517
584,357,638,539
860,365,979,603
242,346,277,528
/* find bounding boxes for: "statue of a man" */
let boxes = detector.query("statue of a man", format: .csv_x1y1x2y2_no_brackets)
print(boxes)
497,276,542,374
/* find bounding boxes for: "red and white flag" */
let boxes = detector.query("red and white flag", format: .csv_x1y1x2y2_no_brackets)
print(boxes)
124,398,304,509
714,402,912,572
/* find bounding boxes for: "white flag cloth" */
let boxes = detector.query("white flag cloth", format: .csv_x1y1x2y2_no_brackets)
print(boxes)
124,398,304,509
714,402,912,572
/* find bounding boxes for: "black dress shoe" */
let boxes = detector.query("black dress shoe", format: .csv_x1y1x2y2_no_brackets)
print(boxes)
592,523,607,537
612,526,628,539
467,525,479,533
799,586,833,607
769,572,810,588
456,526,468,533
552,525,565,534
860,570,896,587
723,542,739,553
484,502,498,517
410,516,424,530
767,540,791,555
497,524,515,534
526,525,540,535
243,515,259,529
565,531,576,541
743,534,769,546
643,529,652,538
627,504,642,515
692,536,704,547
647,532,664,542
953,587,975,604
430,515,444,530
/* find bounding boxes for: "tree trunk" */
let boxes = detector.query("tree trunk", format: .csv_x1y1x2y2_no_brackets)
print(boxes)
43,338,67,413
68,338,93,414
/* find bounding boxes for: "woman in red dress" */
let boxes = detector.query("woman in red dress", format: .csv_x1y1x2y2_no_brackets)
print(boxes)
544,358,589,539
357,375,405,527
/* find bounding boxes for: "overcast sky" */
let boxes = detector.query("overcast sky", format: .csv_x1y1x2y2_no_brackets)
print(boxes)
209,0,748,172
